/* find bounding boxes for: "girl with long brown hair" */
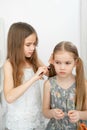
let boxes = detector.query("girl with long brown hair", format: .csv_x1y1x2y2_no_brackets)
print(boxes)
3,22,48,130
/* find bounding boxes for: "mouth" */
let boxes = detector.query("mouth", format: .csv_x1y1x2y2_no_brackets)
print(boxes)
59,72,66,74
28,52,33,55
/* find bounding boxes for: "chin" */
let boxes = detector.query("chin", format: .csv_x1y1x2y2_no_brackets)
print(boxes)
59,74,67,78
26,54,32,58
25,56,31,59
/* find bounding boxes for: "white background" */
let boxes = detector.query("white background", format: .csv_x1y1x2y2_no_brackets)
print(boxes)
0,0,80,65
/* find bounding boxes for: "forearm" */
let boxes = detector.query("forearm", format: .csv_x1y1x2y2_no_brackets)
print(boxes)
79,111,87,120
5,76,37,103
43,109,53,119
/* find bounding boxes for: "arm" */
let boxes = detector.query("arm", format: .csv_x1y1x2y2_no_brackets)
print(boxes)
42,80,64,119
42,80,53,118
4,60,46,103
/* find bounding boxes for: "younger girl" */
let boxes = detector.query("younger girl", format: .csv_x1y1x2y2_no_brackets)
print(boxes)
3,22,48,130
43,41,87,130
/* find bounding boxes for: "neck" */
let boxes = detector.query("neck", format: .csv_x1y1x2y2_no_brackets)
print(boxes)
57,74,74,81
56,74,75,89
23,61,32,68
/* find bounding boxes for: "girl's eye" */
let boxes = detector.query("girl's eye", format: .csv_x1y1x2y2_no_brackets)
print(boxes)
66,62,71,64
25,43,31,46
55,61,61,64
26,44,30,47
33,43,37,46
55,61,71,65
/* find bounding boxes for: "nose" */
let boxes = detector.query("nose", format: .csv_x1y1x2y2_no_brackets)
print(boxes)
30,44,35,51
60,64,65,69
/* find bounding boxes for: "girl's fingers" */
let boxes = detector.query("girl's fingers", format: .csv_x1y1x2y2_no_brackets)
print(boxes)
68,110,75,116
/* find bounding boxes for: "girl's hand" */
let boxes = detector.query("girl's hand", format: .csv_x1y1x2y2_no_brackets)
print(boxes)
43,66,49,76
34,66,47,80
68,110,80,123
52,108,65,120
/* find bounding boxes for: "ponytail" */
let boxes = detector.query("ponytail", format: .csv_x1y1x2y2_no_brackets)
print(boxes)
75,57,86,110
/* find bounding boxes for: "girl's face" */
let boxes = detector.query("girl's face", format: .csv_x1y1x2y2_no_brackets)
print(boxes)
24,33,37,58
53,51,76,78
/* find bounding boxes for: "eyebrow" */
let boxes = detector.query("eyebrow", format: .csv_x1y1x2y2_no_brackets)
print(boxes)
25,42,34,44
54,59,73,61
55,59,74,62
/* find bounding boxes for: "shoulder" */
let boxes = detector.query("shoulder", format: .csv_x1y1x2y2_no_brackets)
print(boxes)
4,59,13,72
48,76,56,84
44,79,50,86
4,59,12,68
44,77,55,90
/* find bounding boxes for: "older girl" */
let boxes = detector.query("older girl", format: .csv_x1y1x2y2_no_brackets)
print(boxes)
4,22,48,130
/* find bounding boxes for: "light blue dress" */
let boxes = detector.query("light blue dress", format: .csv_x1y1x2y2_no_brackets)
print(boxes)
5,68,45,130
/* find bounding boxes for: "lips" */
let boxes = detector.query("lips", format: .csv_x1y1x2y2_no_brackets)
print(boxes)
28,52,33,55
59,72,66,74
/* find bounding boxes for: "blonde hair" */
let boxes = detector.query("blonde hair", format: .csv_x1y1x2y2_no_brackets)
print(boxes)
7,22,40,87
49,41,86,110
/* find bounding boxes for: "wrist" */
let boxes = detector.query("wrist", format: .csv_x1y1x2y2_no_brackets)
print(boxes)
78,111,84,120
49,109,54,118
32,75,38,81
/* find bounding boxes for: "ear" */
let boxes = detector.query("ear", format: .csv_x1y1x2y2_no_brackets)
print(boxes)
74,59,78,67
48,53,54,64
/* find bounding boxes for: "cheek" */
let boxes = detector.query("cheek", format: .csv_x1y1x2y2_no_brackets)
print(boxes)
68,66,75,72
24,47,29,56
24,46,27,51
24,51,27,57
24,46,29,52
24,49,27,55
53,64,59,71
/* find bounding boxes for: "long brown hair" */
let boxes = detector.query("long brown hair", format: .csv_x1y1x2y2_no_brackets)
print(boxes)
49,41,86,110
7,22,39,87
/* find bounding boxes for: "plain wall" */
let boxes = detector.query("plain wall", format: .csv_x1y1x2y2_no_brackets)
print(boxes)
0,0,80,65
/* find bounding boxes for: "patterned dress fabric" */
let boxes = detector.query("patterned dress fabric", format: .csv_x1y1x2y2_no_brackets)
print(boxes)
46,76,77,130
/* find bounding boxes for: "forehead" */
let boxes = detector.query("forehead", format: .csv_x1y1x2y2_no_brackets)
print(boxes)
24,33,36,43
54,51,74,60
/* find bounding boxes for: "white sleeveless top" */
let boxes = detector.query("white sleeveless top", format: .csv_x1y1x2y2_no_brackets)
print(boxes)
5,68,45,130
